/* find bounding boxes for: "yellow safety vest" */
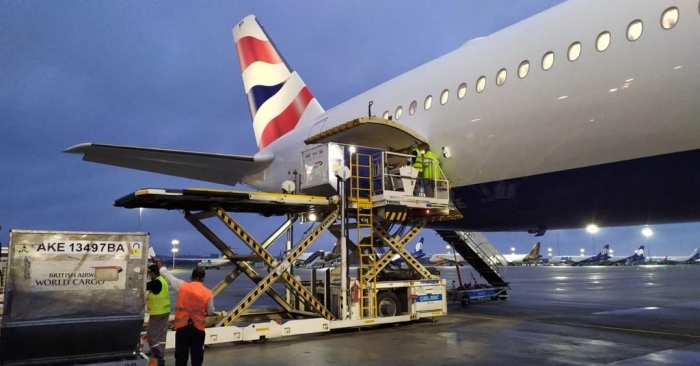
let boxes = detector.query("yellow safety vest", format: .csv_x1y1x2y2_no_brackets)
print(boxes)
412,148,424,173
423,150,441,179
147,276,171,316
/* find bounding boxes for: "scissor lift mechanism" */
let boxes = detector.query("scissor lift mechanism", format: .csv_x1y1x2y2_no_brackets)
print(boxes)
115,187,448,347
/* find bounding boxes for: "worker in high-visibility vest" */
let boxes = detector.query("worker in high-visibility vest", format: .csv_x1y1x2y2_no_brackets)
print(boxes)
146,264,171,366
422,147,442,198
410,141,424,196
153,258,214,366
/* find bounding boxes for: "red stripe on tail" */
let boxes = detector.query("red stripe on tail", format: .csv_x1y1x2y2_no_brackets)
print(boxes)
235,36,284,72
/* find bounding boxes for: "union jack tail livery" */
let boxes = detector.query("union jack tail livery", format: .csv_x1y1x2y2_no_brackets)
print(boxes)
233,15,324,150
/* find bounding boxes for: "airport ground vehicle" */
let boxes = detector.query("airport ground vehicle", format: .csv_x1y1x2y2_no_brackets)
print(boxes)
114,132,508,347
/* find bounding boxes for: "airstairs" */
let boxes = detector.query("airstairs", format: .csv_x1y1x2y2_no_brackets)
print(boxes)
436,230,509,287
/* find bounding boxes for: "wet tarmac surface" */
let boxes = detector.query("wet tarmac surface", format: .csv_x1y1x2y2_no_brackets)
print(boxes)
165,265,700,365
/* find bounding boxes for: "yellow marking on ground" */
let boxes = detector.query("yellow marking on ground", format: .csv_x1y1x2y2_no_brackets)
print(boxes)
467,314,700,339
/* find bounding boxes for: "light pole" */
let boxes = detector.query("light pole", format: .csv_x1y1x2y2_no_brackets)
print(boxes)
641,227,653,257
510,247,516,255
171,239,179,269
586,224,599,255
580,248,585,257
139,208,144,231
548,247,552,258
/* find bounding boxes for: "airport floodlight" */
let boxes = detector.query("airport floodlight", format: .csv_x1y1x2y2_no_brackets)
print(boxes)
609,249,614,255
586,224,598,254
308,213,317,222
171,239,180,268
510,247,515,253
580,248,585,256
641,227,653,238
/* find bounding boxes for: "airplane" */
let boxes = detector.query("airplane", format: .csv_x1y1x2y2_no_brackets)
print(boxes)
652,248,700,265
566,245,611,266
605,246,645,266
65,1,700,235
502,242,542,266
196,255,231,270
389,237,426,265
429,251,465,266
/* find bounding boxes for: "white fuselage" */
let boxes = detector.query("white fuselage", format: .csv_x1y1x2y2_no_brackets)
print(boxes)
244,0,700,195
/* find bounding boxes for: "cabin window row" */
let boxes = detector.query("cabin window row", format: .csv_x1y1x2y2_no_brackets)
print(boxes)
383,6,681,121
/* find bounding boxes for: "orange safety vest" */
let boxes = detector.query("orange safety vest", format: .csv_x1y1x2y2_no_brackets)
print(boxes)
173,281,212,331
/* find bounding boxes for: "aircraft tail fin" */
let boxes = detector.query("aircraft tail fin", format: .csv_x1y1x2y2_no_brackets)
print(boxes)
601,244,610,256
415,237,424,252
529,242,541,257
690,247,700,260
233,15,325,150
636,246,644,256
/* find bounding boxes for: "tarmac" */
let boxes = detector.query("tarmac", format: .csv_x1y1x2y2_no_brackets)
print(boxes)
165,265,700,365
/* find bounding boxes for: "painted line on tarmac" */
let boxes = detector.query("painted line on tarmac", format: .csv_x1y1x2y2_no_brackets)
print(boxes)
468,314,700,339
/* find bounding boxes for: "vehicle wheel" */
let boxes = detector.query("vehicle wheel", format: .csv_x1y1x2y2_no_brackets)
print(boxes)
376,291,401,317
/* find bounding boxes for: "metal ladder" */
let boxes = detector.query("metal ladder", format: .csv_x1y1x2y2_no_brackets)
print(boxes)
349,152,377,318
436,230,509,287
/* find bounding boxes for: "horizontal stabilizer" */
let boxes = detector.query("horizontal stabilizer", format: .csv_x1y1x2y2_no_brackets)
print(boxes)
64,143,273,186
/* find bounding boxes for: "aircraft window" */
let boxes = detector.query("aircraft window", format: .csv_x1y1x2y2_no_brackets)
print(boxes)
542,51,554,70
382,110,389,119
496,68,507,86
440,89,449,105
424,95,433,110
568,42,581,61
395,106,403,120
518,61,530,78
409,100,417,115
627,20,643,41
596,31,611,52
476,76,486,93
661,7,679,29
457,83,467,99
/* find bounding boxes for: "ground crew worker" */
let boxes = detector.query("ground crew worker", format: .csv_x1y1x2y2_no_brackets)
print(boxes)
146,264,171,366
410,141,424,196
153,257,214,366
423,147,442,198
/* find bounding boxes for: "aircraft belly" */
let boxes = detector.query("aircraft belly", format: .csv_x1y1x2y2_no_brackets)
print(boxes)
435,148,700,231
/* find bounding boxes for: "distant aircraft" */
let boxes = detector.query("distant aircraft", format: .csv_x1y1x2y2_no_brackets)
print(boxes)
606,246,645,266
561,245,611,266
429,251,465,266
653,248,700,265
502,242,542,265
67,2,700,234
196,255,231,270
390,237,426,265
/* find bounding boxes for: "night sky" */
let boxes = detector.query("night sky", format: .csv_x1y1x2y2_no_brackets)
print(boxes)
2,1,698,259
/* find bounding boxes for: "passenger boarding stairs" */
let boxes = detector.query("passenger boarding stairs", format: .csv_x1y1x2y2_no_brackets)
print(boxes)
303,250,325,267
436,231,509,287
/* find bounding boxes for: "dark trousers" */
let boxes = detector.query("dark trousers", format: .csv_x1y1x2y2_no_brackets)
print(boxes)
175,324,205,366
